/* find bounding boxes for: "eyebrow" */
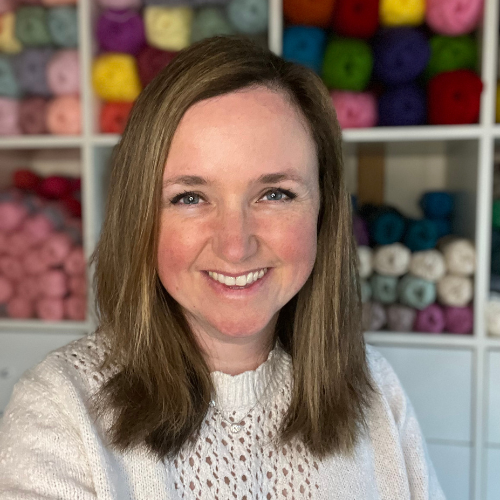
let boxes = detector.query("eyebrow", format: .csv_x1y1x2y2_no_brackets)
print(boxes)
163,171,305,188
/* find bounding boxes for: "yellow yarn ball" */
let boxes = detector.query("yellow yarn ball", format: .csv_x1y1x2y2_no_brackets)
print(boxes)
380,0,425,26
144,6,193,51
92,53,142,102
0,12,22,53
496,83,500,123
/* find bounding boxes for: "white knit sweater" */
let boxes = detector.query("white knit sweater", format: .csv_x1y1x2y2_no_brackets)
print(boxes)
0,334,446,499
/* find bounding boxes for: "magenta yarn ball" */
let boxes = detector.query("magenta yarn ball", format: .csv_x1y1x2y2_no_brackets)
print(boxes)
414,304,446,333
0,256,24,281
96,9,145,55
7,296,34,318
39,269,68,298
47,50,80,95
63,247,85,275
97,0,141,10
330,91,378,128
64,295,86,320
0,98,20,135
36,297,64,320
68,275,86,296
40,232,73,266
16,276,40,300
426,0,484,35
23,249,50,275
0,275,14,302
443,305,473,334
37,175,72,199
0,201,28,232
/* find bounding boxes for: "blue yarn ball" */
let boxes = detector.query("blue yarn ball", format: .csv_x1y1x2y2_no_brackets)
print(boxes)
433,218,452,239
0,56,19,98
283,26,327,74
404,219,439,252
419,191,454,219
378,83,426,126
227,0,268,35
373,28,430,86
398,275,436,310
370,274,399,304
370,210,406,245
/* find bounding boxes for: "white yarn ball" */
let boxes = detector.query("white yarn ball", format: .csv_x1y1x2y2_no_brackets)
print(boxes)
409,249,446,282
358,246,373,279
442,238,476,276
486,299,500,336
373,243,411,277
437,275,473,307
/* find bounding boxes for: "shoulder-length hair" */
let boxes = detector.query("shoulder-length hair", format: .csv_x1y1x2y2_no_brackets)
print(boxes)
92,35,375,459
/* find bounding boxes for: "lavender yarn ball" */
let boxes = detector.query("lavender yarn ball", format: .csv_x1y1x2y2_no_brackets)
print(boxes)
227,0,268,35
414,303,446,333
443,305,473,334
47,6,78,47
386,304,417,332
47,50,79,95
15,48,54,97
19,97,48,134
378,83,426,126
96,9,146,55
0,56,20,97
362,301,387,331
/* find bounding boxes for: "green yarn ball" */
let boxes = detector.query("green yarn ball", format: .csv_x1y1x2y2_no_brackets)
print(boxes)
322,38,373,91
425,35,478,80
190,7,235,44
15,6,52,47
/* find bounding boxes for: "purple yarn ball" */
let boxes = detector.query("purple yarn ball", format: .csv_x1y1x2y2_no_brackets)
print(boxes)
443,305,473,334
353,214,370,246
414,303,445,333
96,9,145,55
378,83,427,127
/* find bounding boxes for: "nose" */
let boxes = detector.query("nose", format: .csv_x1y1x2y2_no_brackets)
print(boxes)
212,205,258,264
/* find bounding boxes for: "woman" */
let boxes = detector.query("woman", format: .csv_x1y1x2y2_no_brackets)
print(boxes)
0,36,445,499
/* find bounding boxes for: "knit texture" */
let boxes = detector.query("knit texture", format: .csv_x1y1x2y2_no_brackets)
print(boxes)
0,333,446,499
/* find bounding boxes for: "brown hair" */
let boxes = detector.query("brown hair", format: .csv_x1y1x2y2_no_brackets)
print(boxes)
92,35,375,459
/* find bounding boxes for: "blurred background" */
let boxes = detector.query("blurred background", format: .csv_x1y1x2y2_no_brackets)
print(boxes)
0,0,498,498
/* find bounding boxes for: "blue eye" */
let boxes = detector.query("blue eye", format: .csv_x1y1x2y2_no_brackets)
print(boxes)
262,189,296,202
170,192,202,205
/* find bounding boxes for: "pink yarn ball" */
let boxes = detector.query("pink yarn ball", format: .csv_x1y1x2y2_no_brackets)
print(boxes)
0,231,7,254
0,98,20,135
36,297,64,320
0,256,24,281
47,50,80,95
23,214,54,245
0,275,14,302
63,247,85,275
16,276,40,300
330,91,378,129
0,0,13,14
0,202,28,232
426,0,484,35
68,274,86,296
23,249,50,275
4,232,32,257
39,269,68,298
7,296,34,319
64,295,86,320
46,96,81,135
40,233,73,266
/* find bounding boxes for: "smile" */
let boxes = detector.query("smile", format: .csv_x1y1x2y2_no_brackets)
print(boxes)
207,268,268,287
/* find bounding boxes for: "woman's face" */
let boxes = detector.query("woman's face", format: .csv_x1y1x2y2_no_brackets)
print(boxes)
158,87,320,346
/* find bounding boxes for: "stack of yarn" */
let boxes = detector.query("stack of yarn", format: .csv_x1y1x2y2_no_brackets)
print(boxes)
283,0,483,128
0,168,86,321
354,191,475,334
92,0,269,134
0,0,80,135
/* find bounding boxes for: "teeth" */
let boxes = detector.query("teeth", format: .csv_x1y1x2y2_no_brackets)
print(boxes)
208,268,267,287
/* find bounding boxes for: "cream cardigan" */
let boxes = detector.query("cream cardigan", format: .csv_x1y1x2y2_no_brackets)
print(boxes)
0,334,446,499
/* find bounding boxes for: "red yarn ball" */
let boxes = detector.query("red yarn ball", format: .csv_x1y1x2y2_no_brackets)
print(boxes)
37,176,72,199
332,0,379,39
100,102,134,134
62,196,82,218
13,169,41,191
428,70,483,125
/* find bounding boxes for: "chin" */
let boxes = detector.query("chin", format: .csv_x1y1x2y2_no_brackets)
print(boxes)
206,313,275,340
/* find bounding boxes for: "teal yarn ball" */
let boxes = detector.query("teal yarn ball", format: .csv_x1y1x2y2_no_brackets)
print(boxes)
47,7,79,48
191,7,235,43
361,279,372,303
0,57,20,98
227,0,268,35
398,275,436,310
404,219,439,252
322,38,373,91
16,7,52,47
370,274,398,304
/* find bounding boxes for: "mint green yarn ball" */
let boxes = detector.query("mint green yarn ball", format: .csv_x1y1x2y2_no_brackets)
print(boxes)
191,7,235,44
322,38,373,91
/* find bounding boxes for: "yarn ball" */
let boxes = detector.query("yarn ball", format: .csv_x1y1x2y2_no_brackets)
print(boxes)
68,274,86,296
0,255,24,281
16,275,40,300
437,274,473,307
493,199,500,229
64,295,86,320
353,214,370,246
372,28,430,86
332,0,379,39
14,48,53,96
36,297,64,320
428,69,483,125
443,305,473,334
0,98,20,134
330,91,377,128
403,219,439,252
39,268,68,298
47,6,78,47
363,205,406,245
61,196,81,218
0,56,19,97
144,6,193,51
370,273,398,304
379,0,425,26
486,300,500,336
96,9,145,55
19,97,48,134
373,243,411,277
360,279,372,303
42,0,77,5
97,0,141,9
190,7,235,43
434,218,452,239
425,35,478,80
0,0,12,13
378,84,426,126
13,169,41,190
23,213,53,244
322,38,373,91
282,26,327,74
227,0,268,35
386,303,417,332
63,247,85,275
0,275,14,302
15,6,52,46
40,232,72,266
398,274,436,310
47,49,80,95
92,53,142,102
7,296,34,318
419,191,454,219
100,102,134,134
0,12,23,54
440,237,476,276
409,249,446,282
283,0,336,28
5,231,34,257
357,245,373,279
362,301,387,331
23,248,50,274
37,175,72,198
46,95,81,134
0,201,27,231
414,304,445,333
137,46,177,87
426,0,483,36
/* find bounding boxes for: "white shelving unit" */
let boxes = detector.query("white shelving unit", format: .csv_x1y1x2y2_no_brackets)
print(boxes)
0,0,499,498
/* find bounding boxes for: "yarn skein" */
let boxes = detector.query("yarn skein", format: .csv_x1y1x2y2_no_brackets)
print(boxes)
19,97,48,134
414,303,445,333
47,49,80,95
283,0,336,28
226,0,268,35
403,219,439,252
144,6,193,51
419,191,454,219
330,91,377,129
283,26,327,74
370,273,398,304
47,6,78,47
398,274,436,310
386,303,417,332
137,45,177,87
409,249,446,282
332,0,379,39
46,95,81,135
379,0,425,26
437,274,473,307
372,243,411,277
0,12,23,54
357,245,373,279
378,84,426,127
440,237,476,276
15,48,54,96
96,9,145,55
15,6,52,46
444,305,473,334
190,7,235,43
362,301,387,331
0,56,19,97
353,214,370,245
426,0,484,36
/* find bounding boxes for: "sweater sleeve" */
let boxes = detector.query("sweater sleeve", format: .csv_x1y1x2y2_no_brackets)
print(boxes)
367,346,447,500
0,362,97,499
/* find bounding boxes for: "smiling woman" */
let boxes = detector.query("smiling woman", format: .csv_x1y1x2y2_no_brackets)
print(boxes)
0,36,445,499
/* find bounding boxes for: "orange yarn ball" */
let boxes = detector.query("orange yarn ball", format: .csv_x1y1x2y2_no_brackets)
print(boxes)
283,0,336,28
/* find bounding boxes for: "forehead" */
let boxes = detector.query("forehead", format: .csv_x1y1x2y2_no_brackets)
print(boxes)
163,87,318,183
